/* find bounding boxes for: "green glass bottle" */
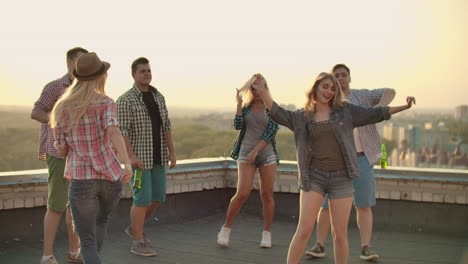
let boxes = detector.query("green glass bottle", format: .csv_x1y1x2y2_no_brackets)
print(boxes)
133,168,143,189
380,144,388,169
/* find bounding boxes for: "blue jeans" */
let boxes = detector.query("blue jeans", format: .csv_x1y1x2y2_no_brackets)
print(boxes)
69,179,122,264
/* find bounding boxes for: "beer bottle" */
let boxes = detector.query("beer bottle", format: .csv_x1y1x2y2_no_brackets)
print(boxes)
133,168,143,189
380,143,388,169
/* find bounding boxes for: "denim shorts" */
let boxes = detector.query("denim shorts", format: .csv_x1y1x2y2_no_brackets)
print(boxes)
301,167,354,199
237,150,277,168
322,155,376,208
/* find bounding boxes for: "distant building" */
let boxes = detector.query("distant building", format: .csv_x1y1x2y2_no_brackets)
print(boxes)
455,105,468,120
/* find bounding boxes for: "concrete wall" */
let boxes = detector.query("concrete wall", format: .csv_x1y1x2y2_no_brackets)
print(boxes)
0,158,467,210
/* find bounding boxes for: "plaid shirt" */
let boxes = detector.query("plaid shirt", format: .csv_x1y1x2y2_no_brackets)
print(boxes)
34,74,70,160
116,85,171,169
53,97,122,181
230,105,280,163
349,88,389,164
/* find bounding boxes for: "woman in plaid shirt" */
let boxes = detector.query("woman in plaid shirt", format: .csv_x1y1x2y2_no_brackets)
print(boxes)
217,74,280,249
51,53,132,264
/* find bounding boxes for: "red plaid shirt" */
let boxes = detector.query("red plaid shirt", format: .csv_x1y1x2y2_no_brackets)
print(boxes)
53,96,122,181
34,74,71,160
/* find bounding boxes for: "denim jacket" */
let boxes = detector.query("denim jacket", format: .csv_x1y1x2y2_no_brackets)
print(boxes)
268,101,390,189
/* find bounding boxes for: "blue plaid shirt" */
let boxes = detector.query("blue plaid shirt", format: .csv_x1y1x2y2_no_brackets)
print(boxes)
230,105,280,163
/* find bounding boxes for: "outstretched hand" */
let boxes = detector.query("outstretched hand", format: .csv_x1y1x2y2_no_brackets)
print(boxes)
406,96,416,109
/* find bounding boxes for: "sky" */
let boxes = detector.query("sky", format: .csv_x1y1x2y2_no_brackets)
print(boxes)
0,0,467,110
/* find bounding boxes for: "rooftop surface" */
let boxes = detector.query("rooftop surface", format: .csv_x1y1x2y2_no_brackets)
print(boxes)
1,212,467,264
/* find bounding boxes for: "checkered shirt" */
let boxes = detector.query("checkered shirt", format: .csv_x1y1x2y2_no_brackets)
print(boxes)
33,74,71,160
53,97,122,181
116,85,171,169
349,88,390,164
230,105,280,163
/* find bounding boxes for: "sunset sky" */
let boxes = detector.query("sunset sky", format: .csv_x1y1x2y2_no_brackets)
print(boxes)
0,0,466,110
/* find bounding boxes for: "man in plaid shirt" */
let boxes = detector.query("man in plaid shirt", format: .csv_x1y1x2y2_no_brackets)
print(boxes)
306,64,395,261
31,47,88,264
117,57,176,257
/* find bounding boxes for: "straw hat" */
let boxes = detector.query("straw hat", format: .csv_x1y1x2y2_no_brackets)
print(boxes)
73,52,110,81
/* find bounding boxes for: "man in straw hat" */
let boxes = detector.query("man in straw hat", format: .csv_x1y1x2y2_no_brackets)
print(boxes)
32,47,88,264
117,57,176,257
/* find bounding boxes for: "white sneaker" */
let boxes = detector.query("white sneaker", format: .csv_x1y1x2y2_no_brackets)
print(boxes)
217,226,231,247
40,255,58,264
260,230,272,248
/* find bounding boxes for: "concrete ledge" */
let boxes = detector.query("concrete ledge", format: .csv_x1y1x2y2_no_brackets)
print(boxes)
1,158,468,210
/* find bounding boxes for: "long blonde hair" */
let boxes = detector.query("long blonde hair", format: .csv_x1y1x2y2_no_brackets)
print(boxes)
304,72,344,113
50,73,107,132
237,73,270,108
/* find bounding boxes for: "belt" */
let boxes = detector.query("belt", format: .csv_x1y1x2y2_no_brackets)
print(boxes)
357,152,365,157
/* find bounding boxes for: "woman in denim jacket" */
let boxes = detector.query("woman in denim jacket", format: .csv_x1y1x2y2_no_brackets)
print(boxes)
217,74,280,248
253,72,415,264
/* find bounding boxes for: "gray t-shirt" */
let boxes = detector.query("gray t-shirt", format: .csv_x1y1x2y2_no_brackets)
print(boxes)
239,110,274,154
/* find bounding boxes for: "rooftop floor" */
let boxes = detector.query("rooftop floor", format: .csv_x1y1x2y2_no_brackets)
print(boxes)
1,213,467,264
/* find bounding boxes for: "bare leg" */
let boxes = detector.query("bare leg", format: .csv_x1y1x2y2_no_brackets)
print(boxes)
316,207,331,245
130,205,147,241
145,201,161,222
329,197,353,264
258,164,276,231
223,162,256,228
43,209,63,256
65,207,80,252
356,206,373,247
287,191,324,264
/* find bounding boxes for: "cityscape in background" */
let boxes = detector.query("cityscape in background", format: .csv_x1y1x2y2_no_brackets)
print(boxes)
0,104,467,172
380,104,468,169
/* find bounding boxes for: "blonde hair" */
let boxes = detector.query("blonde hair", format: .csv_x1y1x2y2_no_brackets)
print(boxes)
237,73,270,108
50,73,107,132
304,72,344,113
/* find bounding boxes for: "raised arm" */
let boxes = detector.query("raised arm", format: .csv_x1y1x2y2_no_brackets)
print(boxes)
233,88,245,130
252,74,298,131
388,96,416,115
351,96,416,127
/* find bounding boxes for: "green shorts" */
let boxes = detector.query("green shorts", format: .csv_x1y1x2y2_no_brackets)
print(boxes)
46,154,70,212
131,164,166,206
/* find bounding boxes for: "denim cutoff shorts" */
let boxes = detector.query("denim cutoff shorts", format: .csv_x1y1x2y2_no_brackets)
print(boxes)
237,150,277,168
301,167,354,199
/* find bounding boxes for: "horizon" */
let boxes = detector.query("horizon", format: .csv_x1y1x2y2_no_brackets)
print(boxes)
1,0,467,109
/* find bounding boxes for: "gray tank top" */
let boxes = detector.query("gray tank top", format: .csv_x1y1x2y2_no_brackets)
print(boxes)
239,110,274,153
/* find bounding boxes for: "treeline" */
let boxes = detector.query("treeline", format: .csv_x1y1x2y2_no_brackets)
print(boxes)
0,119,296,172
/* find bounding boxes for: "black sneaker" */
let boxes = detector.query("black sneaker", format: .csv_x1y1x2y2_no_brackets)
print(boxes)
305,242,325,258
360,245,380,261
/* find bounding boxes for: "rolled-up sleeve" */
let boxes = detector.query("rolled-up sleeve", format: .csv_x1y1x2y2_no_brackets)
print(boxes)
116,97,132,137
103,99,119,129
34,82,62,112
